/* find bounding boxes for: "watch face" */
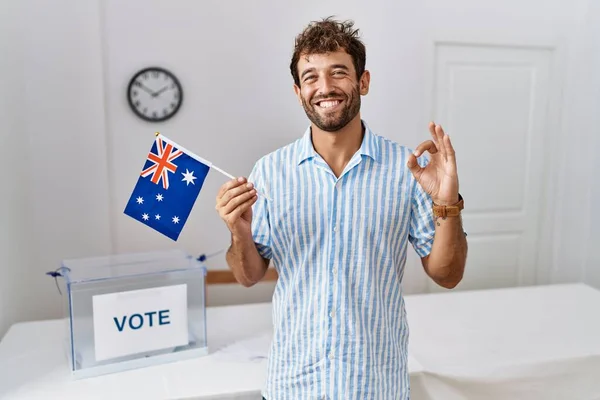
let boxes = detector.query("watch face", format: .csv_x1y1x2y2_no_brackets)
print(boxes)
127,67,183,122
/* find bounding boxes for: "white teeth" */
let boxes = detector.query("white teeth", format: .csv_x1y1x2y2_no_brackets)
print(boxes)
318,100,341,108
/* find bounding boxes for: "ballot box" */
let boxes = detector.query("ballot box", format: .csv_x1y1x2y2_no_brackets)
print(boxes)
56,249,208,379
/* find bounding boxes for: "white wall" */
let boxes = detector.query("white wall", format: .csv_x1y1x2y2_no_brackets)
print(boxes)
582,0,600,289
1,0,599,337
100,0,595,296
0,1,30,337
0,0,113,338
545,0,600,285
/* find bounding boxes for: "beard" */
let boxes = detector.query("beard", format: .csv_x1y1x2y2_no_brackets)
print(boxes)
301,84,361,132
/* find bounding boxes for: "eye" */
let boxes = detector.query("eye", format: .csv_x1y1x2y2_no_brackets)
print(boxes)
303,75,317,83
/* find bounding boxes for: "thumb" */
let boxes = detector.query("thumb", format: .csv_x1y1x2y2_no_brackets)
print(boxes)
407,152,423,177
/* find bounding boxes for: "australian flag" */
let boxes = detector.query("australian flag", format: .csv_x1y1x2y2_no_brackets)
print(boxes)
124,135,210,241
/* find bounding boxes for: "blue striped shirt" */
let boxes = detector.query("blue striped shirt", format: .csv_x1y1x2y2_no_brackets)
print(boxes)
248,120,435,400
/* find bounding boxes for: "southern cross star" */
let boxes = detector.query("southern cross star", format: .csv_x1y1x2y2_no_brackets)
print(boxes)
181,169,197,185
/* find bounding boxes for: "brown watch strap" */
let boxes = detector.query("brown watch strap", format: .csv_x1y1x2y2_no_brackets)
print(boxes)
433,194,464,218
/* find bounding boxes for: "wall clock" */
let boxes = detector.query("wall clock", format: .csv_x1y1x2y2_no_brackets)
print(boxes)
127,67,183,122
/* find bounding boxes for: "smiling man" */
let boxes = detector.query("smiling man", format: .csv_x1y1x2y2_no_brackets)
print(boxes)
215,17,468,400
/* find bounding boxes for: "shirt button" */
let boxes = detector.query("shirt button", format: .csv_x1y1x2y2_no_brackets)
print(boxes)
333,226,337,232
329,352,334,360
330,310,335,318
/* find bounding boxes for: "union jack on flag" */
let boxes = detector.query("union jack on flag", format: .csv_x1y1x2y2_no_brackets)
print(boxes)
140,137,183,190
124,134,211,241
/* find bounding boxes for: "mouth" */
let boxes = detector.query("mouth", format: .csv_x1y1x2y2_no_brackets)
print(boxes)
314,99,343,110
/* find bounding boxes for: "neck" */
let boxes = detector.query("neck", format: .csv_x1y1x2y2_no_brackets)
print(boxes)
310,115,364,178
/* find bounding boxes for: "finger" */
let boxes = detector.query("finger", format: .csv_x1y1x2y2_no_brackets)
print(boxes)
227,194,258,222
217,178,239,199
217,181,254,209
413,140,438,158
219,187,256,216
217,177,246,200
443,134,457,168
217,179,242,206
429,122,445,160
428,122,438,144
406,153,424,177
221,188,257,215
434,124,447,161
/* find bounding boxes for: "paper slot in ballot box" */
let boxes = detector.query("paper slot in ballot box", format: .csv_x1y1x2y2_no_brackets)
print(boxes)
56,249,208,379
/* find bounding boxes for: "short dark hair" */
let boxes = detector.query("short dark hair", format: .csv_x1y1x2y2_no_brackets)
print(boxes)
290,17,366,87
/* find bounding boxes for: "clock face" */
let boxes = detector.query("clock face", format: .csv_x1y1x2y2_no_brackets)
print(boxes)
127,67,183,122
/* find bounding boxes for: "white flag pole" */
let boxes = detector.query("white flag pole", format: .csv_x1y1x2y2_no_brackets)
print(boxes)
155,132,271,201
210,164,271,201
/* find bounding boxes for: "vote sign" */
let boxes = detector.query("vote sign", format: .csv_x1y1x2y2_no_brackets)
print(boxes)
92,284,189,361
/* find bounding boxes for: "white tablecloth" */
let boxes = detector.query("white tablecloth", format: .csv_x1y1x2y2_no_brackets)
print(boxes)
1,283,600,399
0,303,275,399
405,283,600,400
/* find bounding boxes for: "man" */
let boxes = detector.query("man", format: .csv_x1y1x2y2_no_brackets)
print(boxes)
215,17,468,400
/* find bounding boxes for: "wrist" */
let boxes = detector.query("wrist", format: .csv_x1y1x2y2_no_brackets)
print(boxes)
433,193,464,218
433,194,460,206
231,230,252,246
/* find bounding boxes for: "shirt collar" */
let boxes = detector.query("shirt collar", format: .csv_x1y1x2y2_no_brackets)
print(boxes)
296,120,380,165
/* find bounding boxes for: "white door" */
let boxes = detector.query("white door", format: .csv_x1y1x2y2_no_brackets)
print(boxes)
392,1,565,294
427,44,553,292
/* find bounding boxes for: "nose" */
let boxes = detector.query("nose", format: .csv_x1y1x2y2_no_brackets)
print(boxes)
318,74,335,95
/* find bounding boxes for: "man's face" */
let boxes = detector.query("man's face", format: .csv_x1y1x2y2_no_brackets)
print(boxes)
294,50,370,132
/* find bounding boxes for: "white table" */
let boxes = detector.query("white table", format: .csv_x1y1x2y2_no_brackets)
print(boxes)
1,283,599,399
404,283,600,400
0,302,275,399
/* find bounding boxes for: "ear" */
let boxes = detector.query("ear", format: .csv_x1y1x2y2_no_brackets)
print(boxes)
293,84,303,105
359,70,371,95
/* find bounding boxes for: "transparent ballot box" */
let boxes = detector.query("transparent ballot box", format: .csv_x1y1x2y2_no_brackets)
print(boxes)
56,249,208,379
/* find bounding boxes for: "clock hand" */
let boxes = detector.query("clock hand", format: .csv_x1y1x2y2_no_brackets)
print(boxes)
137,84,154,95
152,86,169,97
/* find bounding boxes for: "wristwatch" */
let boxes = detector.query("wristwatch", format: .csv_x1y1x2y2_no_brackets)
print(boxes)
433,194,464,218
